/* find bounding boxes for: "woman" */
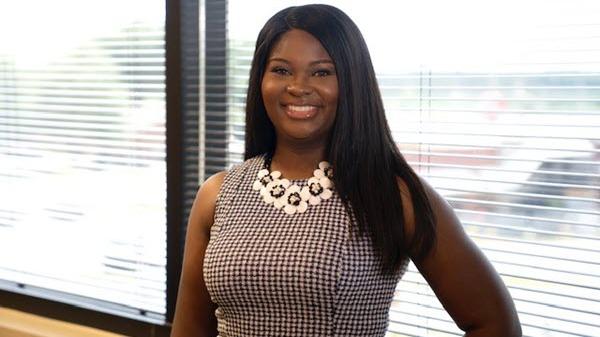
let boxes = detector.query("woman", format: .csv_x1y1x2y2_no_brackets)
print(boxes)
171,4,521,337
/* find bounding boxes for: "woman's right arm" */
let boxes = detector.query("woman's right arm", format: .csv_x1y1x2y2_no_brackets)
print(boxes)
170,172,226,337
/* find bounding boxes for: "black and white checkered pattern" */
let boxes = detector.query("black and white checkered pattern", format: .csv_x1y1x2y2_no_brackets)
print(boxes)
203,155,409,336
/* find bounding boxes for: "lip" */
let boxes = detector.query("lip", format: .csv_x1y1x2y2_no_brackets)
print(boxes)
282,104,319,120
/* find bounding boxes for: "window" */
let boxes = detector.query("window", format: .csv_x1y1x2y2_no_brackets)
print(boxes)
224,1,600,336
0,0,167,322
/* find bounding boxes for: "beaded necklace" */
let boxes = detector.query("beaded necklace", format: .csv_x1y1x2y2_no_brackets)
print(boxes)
252,155,334,215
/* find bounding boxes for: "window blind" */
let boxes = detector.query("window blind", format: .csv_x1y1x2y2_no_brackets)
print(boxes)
223,1,599,336
0,0,167,321
201,0,231,179
384,3,600,335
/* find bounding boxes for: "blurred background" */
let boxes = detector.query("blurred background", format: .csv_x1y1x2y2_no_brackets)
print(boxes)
0,0,598,336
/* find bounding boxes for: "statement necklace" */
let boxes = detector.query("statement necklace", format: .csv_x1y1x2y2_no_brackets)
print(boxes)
252,156,334,215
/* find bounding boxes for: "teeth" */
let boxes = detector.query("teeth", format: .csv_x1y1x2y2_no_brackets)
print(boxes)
287,105,315,112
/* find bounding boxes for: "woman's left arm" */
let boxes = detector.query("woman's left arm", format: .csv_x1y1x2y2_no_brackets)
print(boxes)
403,179,522,337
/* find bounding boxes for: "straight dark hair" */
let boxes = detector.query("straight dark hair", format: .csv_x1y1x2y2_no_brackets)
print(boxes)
244,4,436,275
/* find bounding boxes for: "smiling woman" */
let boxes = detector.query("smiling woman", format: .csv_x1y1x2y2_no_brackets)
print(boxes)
171,4,521,337
193,0,600,336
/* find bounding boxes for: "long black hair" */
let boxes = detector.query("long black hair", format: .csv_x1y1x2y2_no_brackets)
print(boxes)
244,4,436,275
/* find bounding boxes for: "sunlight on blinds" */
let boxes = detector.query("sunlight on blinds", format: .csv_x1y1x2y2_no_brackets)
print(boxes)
0,0,167,320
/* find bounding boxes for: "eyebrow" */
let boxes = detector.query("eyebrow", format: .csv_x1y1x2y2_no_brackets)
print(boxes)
267,57,334,66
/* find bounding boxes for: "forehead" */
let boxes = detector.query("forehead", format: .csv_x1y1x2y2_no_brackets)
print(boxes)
268,29,332,61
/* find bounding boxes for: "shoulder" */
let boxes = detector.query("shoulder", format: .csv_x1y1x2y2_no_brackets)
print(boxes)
191,155,265,232
199,171,227,199
396,175,449,248
194,171,227,211
199,155,263,202
190,171,227,235
398,175,451,213
396,174,485,263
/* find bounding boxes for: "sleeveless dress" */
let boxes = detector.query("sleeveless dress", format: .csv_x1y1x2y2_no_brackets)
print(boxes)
203,155,409,337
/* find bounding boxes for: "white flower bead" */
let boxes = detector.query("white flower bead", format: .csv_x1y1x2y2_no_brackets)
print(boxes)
300,186,311,200
263,180,277,195
284,204,296,214
287,184,300,193
318,161,330,170
260,185,268,197
274,198,285,209
319,177,332,189
297,201,308,213
319,162,333,179
309,195,321,205
255,169,282,191
320,188,333,200
263,179,289,204
280,183,309,215
313,168,324,179
263,193,275,204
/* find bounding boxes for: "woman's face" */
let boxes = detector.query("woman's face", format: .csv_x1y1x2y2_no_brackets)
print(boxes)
261,29,338,146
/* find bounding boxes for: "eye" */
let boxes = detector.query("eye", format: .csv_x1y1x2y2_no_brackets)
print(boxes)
313,68,334,77
270,66,290,75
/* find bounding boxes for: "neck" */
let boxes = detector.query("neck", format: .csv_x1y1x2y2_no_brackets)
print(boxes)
270,142,327,179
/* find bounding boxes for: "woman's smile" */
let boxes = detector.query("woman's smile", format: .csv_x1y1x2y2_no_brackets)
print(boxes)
283,104,320,119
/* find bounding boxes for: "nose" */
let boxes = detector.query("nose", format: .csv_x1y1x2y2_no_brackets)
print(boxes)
286,77,313,96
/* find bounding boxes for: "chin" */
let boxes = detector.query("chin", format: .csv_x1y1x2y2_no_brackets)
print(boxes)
279,128,322,143
288,133,316,141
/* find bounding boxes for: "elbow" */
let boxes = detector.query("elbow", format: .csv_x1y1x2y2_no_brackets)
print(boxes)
478,294,522,337
503,301,522,337
496,321,522,337
506,318,522,337
489,319,521,337
464,312,522,337
465,323,522,337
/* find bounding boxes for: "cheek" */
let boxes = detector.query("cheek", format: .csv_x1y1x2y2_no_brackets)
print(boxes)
261,79,280,124
261,78,280,105
260,80,270,103
325,85,338,125
326,93,339,120
322,81,339,106
321,87,338,124
330,89,339,108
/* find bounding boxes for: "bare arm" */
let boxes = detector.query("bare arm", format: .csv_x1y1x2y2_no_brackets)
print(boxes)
170,172,226,337
400,179,521,337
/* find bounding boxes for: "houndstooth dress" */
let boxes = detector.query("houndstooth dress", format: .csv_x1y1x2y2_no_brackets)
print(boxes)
203,155,409,337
